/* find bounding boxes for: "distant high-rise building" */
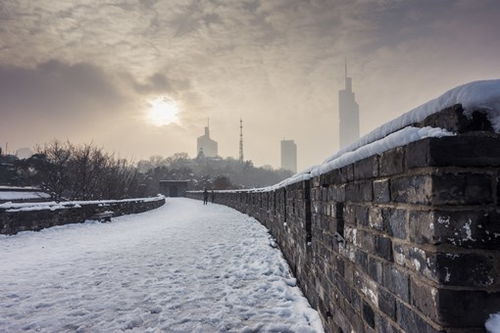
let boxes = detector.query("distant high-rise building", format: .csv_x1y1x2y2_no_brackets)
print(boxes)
338,61,359,148
281,139,297,173
197,121,218,158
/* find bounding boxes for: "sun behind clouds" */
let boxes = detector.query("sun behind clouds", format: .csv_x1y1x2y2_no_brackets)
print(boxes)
147,96,180,126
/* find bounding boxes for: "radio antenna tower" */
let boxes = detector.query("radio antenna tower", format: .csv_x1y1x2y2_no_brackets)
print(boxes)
239,119,244,162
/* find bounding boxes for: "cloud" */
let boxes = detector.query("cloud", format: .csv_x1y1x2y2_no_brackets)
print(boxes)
1,0,500,168
0,60,124,122
132,72,190,95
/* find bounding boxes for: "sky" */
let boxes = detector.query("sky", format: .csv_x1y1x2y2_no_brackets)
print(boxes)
1,0,500,170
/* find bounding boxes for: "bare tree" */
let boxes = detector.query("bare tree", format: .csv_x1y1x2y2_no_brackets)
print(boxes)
28,141,142,201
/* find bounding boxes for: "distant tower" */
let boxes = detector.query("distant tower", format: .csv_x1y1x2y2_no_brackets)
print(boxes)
281,139,297,173
197,119,218,157
338,60,360,148
239,119,244,162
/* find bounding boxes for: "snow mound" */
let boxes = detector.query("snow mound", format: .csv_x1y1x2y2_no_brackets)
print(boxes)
0,195,165,212
486,313,500,333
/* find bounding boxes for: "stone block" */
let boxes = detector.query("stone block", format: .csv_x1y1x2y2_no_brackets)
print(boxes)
407,135,500,169
374,235,393,261
382,265,410,302
367,256,383,283
406,139,432,170
340,165,354,183
362,301,376,328
396,301,441,333
355,249,369,270
378,287,396,320
330,184,346,202
346,181,373,202
373,178,390,203
383,208,407,240
390,175,432,204
375,313,402,333
332,202,344,219
368,207,384,231
355,230,375,252
344,204,368,227
410,278,439,323
432,173,493,205
380,147,405,176
418,104,493,133
409,209,500,249
437,289,500,327
391,173,493,205
354,155,379,180
407,247,496,287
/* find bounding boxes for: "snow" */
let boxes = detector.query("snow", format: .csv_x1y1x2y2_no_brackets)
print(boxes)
333,79,500,158
0,198,323,332
0,186,41,191
201,80,500,193
0,191,51,201
486,313,500,333
0,195,165,212
280,79,500,189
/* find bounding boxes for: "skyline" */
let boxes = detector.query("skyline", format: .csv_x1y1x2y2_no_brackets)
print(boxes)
1,0,500,170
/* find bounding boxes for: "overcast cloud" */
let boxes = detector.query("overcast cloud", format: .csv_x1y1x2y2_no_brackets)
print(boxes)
1,0,500,169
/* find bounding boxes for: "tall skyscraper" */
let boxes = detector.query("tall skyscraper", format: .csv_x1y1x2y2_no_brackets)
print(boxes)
338,61,360,148
281,139,297,173
197,121,218,157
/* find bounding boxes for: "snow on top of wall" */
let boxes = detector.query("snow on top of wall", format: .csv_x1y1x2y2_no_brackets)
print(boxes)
486,313,500,333
0,186,41,191
332,79,500,161
202,80,500,193
259,126,453,192
188,126,452,194
0,191,51,201
0,195,165,212
268,80,500,191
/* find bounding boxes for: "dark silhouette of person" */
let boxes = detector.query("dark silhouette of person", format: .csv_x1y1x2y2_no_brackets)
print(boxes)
211,190,215,203
203,188,208,205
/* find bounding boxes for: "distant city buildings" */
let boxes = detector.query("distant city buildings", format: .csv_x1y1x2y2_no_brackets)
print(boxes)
338,62,360,149
197,124,218,158
281,139,297,173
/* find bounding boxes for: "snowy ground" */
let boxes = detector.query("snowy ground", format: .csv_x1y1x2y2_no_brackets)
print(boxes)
0,198,323,332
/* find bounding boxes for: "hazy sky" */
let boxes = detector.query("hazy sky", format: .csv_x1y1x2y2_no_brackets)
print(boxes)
1,0,500,170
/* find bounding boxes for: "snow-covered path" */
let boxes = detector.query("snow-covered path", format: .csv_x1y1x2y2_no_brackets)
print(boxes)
0,198,323,332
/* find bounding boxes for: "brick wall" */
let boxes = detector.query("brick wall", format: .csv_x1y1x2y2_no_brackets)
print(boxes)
187,106,500,332
0,197,165,235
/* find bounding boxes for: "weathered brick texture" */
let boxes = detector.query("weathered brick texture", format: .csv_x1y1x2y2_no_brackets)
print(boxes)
188,106,500,332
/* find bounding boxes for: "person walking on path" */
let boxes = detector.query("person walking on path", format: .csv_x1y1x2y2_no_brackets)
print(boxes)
203,188,209,205
211,190,215,203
